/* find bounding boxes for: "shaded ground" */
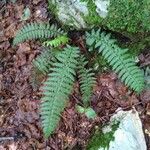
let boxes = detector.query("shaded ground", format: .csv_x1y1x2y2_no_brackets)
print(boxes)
0,1,150,149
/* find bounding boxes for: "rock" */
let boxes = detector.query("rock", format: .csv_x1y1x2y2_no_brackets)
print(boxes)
87,108,147,150
48,0,150,35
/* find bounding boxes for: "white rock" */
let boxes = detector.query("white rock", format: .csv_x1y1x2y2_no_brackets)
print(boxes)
50,0,110,28
99,108,147,150
51,0,88,28
95,0,110,18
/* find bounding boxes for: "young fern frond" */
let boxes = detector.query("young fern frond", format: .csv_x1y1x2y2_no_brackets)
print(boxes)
78,55,96,107
86,29,145,93
41,45,79,138
13,22,65,45
43,35,69,48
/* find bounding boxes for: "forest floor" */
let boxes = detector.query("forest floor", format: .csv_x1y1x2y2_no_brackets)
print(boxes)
0,1,150,150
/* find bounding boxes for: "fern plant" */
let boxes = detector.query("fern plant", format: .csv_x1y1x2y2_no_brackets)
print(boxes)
13,22,145,138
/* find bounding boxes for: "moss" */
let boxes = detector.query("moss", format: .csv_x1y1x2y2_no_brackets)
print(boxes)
120,34,150,57
87,122,120,150
48,0,150,35
80,0,102,26
126,42,148,57
47,0,58,18
104,0,150,33
141,0,150,31
92,54,110,72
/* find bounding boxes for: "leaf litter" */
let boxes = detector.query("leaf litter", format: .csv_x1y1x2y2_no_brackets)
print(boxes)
0,0,150,149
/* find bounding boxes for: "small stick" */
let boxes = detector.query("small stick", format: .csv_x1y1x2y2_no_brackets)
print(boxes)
0,136,14,141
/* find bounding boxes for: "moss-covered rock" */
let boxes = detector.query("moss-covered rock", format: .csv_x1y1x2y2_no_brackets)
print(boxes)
87,109,147,150
48,0,150,52
87,122,119,150
48,0,150,33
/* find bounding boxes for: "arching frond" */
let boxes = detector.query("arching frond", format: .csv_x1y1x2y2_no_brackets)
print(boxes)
86,29,145,93
13,22,65,45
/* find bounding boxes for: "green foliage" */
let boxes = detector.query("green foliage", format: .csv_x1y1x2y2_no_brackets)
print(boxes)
43,35,69,48
142,0,150,30
106,0,150,33
41,46,79,137
76,105,97,119
13,21,145,139
32,47,56,75
86,29,145,93
78,55,96,106
87,122,120,150
80,0,102,25
21,7,31,21
13,22,65,45
144,67,150,89
47,0,58,18
30,47,60,90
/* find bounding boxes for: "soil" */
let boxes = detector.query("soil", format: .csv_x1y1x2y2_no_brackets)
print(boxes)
0,0,150,150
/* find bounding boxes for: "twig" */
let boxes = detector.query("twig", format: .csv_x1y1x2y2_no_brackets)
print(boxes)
0,136,14,142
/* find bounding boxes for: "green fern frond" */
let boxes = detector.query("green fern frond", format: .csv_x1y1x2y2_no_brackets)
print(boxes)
32,47,59,75
43,35,69,48
30,47,56,90
30,47,60,89
78,55,96,106
40,45,79,138
13,22,65,45
86,29,145,93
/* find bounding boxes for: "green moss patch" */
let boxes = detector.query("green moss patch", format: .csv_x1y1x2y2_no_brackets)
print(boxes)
87,122,120,150
80,0,102,26
105,0,150,33
47,0,58,18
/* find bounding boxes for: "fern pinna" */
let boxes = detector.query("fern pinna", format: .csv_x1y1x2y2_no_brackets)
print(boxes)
41,46,79,137
86,29,145,93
